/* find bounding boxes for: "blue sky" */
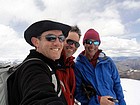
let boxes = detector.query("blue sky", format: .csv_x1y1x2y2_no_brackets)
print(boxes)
0,0,140,60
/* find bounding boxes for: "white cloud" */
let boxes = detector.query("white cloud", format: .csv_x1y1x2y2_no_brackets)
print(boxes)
135,18,140,24
75,2,125,37
100,36,140,57
122,0,140,10
0,0,46,24
0,0,139,60
0,24,32,60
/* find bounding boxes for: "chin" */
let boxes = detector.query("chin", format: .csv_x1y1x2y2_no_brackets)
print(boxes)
53,55,61,60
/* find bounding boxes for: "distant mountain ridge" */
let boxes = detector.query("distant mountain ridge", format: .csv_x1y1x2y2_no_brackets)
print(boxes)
112,56,140,70
0,56,140,80
112,56,140,80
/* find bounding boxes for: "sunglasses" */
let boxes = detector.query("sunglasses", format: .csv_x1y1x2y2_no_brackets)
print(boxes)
66,39,80,48
84,39,100,46
44,34,65,42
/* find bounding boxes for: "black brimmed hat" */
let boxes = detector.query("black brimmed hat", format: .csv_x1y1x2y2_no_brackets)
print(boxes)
24,20,71,46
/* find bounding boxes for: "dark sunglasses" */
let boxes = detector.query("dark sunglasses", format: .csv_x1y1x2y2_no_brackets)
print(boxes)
84,39,100,46
44,34,65,42
66,39,80,48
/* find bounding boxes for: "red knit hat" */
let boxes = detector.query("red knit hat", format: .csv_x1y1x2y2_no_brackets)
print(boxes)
83,29,101,44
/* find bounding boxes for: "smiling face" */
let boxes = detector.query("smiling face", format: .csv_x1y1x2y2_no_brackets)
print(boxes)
64,31,80,58
32,30,64,61
84,39,99,60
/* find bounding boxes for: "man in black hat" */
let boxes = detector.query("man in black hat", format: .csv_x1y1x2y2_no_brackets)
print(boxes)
7,20,71,105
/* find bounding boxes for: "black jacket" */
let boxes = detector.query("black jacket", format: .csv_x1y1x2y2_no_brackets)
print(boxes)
7,49,67,105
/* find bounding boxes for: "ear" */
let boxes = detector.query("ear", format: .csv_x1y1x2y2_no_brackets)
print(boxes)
31,37,39,48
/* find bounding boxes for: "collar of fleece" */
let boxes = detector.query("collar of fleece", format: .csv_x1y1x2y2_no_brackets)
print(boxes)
81,50,102,67
55,49,75,69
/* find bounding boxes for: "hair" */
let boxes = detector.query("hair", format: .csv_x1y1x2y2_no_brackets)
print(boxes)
70,25,81,38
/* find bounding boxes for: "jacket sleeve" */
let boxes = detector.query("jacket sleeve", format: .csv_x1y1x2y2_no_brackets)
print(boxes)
110,59,126,105
74,65,90,104
19,62,65,105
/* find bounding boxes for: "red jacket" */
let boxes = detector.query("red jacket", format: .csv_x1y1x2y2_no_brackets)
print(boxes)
56,50,76,105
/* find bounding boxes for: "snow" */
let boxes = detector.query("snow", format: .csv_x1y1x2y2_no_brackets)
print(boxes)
121,78,140,105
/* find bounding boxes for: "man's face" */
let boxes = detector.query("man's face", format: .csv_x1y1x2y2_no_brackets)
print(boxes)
84,39,99,59
34,30,64,61
64,32,80,58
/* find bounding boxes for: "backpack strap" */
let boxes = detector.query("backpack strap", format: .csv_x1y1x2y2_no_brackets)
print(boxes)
8,58,62,97
47,65,62,97
8,58,43,74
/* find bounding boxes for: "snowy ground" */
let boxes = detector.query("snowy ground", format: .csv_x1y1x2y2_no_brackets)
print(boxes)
121,78,140,105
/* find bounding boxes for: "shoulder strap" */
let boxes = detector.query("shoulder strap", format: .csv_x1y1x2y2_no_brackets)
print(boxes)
8,58,62,97
8,58,42,74
47,65,62,97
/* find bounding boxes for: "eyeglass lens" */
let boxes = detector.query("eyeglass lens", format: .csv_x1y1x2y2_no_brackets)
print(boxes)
85,39,99,46
66,39,80,48
45,34,65,42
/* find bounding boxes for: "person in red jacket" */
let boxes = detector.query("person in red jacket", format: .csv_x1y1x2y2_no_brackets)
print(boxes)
56,25,81,105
